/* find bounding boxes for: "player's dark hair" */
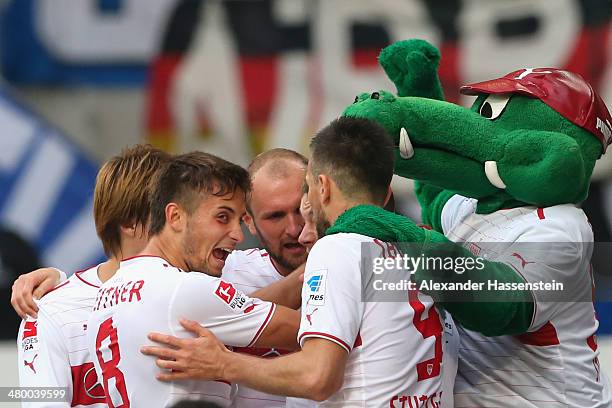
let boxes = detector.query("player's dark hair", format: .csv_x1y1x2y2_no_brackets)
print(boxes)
309,117,394,205
149,152,250,235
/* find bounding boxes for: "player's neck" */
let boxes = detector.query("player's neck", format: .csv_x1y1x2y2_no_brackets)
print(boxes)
142,235,189,271
269,257,292,277
98,257,119,283
325,195,378,226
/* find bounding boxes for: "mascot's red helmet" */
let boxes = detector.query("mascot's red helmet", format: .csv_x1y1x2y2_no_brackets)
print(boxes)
460,68,612,152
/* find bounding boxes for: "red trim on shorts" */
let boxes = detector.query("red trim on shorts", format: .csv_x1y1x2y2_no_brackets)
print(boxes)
299,332,351,353
516,321,560,346
46,280,70,295
247,303,276,347
537,208,546,220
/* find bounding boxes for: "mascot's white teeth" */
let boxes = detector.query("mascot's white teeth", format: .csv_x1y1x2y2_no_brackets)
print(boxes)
399,127,414,159
484,161,507,189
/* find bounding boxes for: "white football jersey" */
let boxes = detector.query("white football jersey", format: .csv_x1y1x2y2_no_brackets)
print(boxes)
299,233,446,407
222,248,315,408
86,255,277,408
441,195,612,407
17,266,107,408
440,309,459,408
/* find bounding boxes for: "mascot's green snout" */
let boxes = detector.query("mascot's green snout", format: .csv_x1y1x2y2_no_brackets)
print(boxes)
344,40,611,215
327,39,612,406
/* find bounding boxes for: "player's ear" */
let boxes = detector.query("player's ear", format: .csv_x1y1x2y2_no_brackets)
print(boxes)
243,212,257,236
383,186,395,212
120,223,137,237
165,202,186,232
318,174,331,205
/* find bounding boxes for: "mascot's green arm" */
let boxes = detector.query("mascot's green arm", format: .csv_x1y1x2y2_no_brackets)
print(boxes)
378,39,444,100
380,39,454,231
418,228,534,336
329,205,534,336
414,181,455,233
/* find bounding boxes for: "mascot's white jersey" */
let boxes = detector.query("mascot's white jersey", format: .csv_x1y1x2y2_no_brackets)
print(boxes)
442,195,612,408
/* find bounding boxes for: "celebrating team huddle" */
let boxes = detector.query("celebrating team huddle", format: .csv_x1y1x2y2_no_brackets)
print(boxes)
14,119,455,407
12,38,612,408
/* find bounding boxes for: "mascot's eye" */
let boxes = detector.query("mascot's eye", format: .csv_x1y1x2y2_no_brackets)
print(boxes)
371,92,380,100
353,95,359,104
479,94,511,120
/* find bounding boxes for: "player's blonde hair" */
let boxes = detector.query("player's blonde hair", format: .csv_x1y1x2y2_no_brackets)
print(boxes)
94,145,171,257
246,148,307,211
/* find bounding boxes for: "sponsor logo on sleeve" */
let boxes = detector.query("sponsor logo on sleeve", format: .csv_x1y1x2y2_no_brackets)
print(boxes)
215,280,249,310
305,307,319,325
23,354,38,373
21,320,39,352
510,252,536,270
215,280,237,304
306,270,327,306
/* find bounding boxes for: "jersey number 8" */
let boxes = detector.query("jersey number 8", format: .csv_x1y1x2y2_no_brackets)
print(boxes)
95,317,131,407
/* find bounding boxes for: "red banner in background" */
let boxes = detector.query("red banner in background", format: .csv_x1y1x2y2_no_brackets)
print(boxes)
145,0,611,164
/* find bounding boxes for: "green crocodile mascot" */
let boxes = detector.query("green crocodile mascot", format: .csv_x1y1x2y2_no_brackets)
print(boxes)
329,39,612,407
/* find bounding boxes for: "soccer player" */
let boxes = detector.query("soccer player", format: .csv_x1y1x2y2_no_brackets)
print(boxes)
297,193,317,253
13,148,312,408
240,148,309,278
141,118,448,406
86,152,301,407
299,190,459,407
17,145,170,407
221,149,312,408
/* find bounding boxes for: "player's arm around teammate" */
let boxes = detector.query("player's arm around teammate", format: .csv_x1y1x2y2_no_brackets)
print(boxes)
11,267,65,319
249,264,304,309
143,319,347,401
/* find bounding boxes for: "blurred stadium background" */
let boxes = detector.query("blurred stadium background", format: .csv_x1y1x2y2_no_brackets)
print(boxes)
0,0,611,399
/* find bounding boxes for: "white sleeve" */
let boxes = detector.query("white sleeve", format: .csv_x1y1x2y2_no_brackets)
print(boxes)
55,268,68,283
440,195,477,236
497,215,592,330
17,311,72,407
170,273,276,347
298,237,363,353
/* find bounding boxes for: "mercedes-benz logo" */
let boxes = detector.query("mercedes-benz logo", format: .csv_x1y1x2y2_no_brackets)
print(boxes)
84,366,105,399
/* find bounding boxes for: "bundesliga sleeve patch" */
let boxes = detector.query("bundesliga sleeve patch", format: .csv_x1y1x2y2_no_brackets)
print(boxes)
214,280,249,311
306,270,327,306
21,320,39,353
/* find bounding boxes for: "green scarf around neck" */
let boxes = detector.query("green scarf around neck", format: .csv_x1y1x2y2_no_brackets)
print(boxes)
325,203,533,336
326,204,446,245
